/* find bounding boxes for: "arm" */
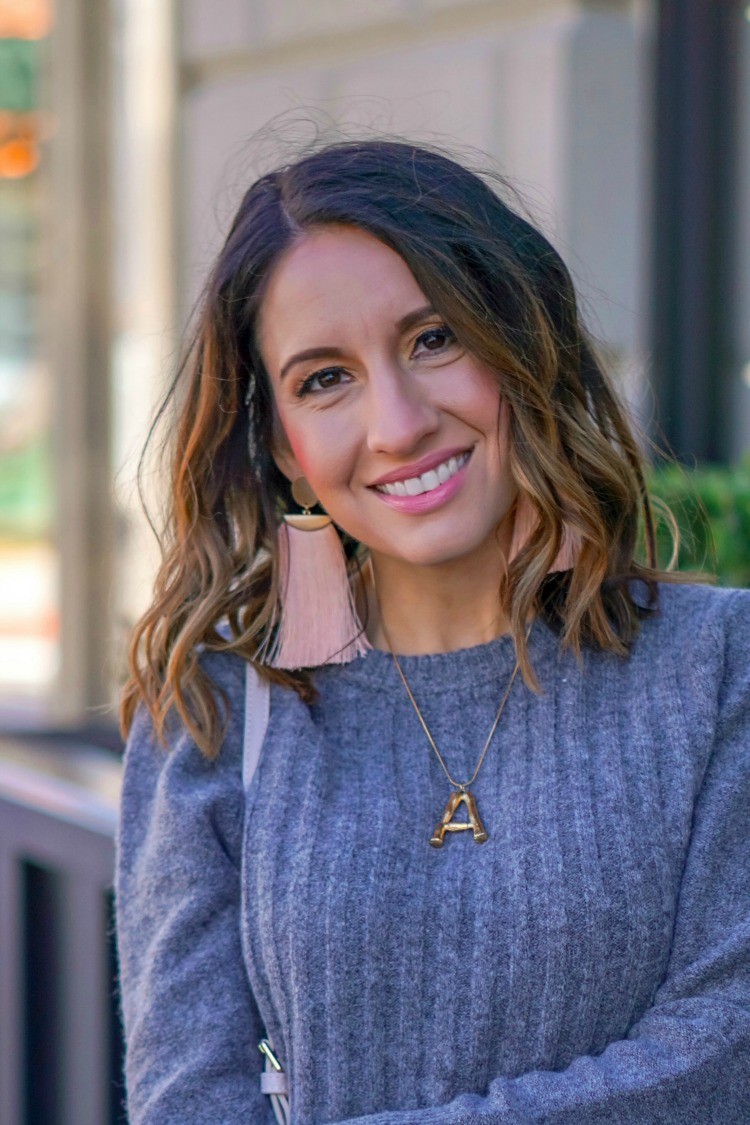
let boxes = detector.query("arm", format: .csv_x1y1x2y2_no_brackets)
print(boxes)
340,590,750,1125
115,686,273,1124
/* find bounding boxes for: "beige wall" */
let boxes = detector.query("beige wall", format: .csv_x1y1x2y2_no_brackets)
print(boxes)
179,0,652,407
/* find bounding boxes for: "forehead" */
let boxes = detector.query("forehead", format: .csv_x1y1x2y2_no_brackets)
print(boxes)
257,225,427,367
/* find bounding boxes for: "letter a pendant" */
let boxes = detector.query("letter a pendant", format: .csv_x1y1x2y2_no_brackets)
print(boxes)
429,788,489,848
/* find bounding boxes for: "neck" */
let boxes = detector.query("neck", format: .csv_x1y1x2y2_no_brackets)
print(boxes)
361,542,513,656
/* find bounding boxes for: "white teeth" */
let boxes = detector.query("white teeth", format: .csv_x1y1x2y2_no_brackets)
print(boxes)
375,451,470,497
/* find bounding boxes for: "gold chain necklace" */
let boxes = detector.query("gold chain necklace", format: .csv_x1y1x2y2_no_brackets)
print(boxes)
383,625,524,849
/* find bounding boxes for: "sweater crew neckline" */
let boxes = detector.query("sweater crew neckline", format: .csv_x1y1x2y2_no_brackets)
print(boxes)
329,614,560,694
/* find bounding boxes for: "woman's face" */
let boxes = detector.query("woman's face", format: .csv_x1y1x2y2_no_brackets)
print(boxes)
257,223,518,570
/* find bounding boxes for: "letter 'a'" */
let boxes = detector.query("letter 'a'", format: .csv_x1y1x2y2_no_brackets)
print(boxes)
430,789,489,848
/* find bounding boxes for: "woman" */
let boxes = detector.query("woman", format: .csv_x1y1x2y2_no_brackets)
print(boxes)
115,138,750,1123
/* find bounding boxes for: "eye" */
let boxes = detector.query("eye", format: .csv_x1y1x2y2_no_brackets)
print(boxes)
413,325,457,355
294,367,350,398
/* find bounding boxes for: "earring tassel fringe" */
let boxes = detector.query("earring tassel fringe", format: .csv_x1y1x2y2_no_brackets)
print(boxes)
266,522,371,669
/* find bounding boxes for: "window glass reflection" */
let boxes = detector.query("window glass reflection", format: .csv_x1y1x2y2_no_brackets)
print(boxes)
0,0,58,709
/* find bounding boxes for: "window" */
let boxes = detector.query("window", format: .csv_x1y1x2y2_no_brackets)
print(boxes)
0,0,58,718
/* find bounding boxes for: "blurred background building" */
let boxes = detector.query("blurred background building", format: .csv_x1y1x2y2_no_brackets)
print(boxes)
0,1,748,1122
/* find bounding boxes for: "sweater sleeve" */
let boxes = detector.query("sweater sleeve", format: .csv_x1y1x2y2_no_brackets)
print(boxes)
338,589,750,1125
115,691,273,1124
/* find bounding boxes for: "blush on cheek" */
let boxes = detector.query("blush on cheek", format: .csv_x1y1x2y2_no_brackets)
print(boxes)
281,413,352,490
284,433,316,481
272,409,315,481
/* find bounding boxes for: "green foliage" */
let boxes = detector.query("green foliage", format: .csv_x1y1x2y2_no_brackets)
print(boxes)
647,457,750,588
0,39,36,113
0,435,52,539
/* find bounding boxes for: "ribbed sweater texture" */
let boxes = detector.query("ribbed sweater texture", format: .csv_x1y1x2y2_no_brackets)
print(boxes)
115,583,750,1123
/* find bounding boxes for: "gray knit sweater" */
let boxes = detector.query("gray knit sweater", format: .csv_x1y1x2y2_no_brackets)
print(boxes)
115,582,750,1123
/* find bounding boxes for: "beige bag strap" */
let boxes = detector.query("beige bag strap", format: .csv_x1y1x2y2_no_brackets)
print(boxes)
243,661,270,791
244,666,291,1124
259,1040,291,1125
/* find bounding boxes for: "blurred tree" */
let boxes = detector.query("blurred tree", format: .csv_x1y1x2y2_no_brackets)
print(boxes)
0,38,35,112
0,435,50,537
648,458,750,588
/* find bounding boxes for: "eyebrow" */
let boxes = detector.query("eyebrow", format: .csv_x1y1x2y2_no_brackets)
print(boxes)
278,304,438,380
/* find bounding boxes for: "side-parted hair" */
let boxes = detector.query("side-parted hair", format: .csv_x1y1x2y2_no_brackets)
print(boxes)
121,137,684,759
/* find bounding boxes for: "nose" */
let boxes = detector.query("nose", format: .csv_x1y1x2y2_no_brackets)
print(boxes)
364,363,440,457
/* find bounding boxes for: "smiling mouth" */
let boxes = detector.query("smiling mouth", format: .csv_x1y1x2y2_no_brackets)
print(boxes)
372,450,472,497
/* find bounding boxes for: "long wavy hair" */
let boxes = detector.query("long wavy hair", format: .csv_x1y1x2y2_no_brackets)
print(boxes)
121,137,683,759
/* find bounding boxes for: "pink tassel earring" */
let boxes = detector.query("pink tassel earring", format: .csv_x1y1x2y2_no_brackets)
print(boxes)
260,476,371,670
508,492,581,572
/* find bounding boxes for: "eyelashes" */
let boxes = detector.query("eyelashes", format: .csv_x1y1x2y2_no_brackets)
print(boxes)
293,325,458,399
413,324,457,356
295,367,347,398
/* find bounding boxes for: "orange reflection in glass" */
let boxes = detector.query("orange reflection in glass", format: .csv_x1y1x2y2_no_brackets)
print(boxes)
0,135,38,176
0,112,41,177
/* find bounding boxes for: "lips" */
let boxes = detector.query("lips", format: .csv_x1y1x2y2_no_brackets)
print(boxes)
374,451,471,497
370,448,472,514
368,445,473,488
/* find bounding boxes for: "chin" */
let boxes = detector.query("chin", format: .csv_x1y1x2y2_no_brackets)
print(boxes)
376,532,499,570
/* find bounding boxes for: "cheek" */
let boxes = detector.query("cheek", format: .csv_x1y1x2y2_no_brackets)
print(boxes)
284,433,315,481
279,411,356,492
450,365,505,437
458,370,511,475
273,402,321,478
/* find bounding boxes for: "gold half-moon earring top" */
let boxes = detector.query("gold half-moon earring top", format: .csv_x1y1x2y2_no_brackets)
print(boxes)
285,476,332,531
291,476,318,510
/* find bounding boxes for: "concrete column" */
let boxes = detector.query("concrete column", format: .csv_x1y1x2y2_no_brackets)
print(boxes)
47,0,115,722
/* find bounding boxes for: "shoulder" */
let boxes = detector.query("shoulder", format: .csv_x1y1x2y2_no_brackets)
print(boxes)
653,579,750,629
638,581,750,662
634,581,750,732
123,648,249,768
118,649,251,868
585,581,749,717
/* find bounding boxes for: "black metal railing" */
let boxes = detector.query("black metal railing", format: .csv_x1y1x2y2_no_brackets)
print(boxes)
0,737,125,1125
